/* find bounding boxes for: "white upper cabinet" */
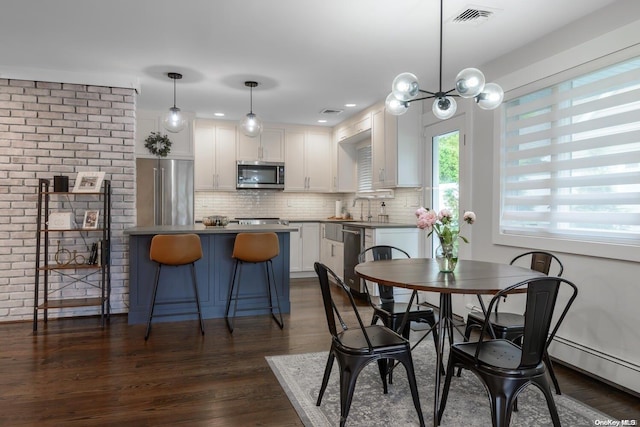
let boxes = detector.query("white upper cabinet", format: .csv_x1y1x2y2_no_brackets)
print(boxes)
237,127,284,162
371,104,422,188
194,119,237,191
333,112,372,193
335,113,371,144
135,110,194,159
284,128,332,192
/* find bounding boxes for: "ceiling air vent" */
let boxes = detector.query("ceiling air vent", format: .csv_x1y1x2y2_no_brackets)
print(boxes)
451,6,499,25
320,108,344,115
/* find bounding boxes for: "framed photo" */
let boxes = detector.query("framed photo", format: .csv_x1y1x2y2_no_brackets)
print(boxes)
82,210,100,229
73,171,105,193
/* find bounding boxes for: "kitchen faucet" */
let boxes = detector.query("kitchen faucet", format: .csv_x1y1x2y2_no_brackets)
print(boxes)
352,197,373,222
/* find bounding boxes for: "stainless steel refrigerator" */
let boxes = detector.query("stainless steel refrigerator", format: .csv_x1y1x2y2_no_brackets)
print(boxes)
136,158,194,226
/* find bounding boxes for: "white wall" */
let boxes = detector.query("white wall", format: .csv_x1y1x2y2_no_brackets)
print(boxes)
467,0,640,393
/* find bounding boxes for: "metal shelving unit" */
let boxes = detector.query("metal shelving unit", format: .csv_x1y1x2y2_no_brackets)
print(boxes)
33,178,111,331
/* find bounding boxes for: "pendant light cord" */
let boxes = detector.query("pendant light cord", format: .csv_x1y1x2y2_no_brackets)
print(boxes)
438,0,443,94
173,76,177,109
249,85,253,114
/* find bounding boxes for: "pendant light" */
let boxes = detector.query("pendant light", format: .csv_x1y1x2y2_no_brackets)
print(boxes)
385,0,503,119
162,72,186,133
240,81,263,138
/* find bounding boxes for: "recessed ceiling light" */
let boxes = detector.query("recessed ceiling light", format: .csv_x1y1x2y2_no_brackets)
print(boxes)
214,112,225,117
317,119,327,123
344,103,356,108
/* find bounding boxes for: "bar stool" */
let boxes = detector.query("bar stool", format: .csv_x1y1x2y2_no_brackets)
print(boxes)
145,233,205,340
225,232,284,333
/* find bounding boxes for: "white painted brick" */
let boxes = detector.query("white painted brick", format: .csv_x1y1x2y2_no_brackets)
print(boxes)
0,79,136,323
35,82,60,89
12,80,37,88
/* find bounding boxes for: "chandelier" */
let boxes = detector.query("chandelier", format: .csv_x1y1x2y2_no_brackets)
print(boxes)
385,0,504,119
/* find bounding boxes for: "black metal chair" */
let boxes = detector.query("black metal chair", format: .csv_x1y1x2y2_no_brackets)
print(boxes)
438,276,578,427
314,262,425,427
461,251,564,393
358,245,440,381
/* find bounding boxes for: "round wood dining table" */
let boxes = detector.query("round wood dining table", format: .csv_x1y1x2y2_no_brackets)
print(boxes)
355,258,546,427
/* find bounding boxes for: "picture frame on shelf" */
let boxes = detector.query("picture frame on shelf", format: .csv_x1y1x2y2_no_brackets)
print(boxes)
82,210,100,229
48,212,74,230
72,171,105,193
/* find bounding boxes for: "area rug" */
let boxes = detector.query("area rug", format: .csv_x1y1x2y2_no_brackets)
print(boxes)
266,345,615,426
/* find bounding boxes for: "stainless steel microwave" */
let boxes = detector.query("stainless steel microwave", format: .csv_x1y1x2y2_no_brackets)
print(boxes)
237,161,285,189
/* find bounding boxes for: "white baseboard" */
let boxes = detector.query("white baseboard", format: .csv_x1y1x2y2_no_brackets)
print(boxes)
550,336,640,395
290,271,316,279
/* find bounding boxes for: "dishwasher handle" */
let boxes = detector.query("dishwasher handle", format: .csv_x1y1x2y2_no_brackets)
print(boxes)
342,229,361,236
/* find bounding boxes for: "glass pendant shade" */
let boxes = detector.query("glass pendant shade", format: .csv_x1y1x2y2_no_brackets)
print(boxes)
385,93,409,116
475,82,504,110
163,106,186,133
455,68,485,98
240,81,262,138
432,96,457,120
163,72,186,133
391,72,420,101
240,112,263,137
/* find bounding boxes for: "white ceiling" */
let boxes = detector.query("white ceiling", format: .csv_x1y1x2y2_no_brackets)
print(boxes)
0,0,620,127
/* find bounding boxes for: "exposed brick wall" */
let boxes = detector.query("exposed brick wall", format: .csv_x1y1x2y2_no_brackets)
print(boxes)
0,79,136,323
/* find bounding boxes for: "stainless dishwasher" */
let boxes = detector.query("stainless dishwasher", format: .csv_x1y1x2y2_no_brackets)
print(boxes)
342,225,365,295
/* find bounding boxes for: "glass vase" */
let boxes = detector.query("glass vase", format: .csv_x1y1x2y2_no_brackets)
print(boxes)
436,240,458,272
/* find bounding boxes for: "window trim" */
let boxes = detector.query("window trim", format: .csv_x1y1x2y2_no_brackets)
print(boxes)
492,45,640,262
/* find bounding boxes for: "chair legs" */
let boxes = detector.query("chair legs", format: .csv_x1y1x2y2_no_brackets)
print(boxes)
318,347,425,427
145,262,205,340
378,311,442,383
439,355,561,427
225,259,284,333
144,264,163,340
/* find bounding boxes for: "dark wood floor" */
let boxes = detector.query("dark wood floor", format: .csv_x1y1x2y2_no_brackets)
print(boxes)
2,279,639,426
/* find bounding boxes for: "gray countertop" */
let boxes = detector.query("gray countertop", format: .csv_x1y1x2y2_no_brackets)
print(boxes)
287,218,416,229
124,223,297,235
124,220,416,236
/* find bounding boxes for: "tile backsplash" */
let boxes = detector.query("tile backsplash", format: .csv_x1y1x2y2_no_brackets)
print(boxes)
195,187,424,224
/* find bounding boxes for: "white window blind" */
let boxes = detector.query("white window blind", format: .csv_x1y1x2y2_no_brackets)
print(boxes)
357,144,372,192
500,56,640,245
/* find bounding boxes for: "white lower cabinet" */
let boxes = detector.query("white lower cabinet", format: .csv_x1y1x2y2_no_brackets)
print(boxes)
363,227,421,301
319,224,344,280
290,222,320,276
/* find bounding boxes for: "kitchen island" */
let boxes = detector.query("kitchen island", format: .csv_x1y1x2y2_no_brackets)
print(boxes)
125,224,295,325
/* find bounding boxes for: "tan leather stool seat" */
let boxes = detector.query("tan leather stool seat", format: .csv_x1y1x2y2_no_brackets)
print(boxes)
151,234,203,265
232,232,280,262
225,232,284,332
145,233,205,340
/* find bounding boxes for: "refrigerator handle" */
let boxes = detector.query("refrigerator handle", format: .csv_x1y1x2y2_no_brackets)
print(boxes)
153,167,158,225
160,167,165,224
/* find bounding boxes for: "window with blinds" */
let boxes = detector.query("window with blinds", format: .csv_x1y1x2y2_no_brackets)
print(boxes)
357,144,372,192
499,56,640,246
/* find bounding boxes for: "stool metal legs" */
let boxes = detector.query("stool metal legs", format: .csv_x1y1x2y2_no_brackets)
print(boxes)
225,259,284,333
145,262,205,340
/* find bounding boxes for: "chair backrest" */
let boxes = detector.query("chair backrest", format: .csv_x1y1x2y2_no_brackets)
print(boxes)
314,262,374,351
477,276,578,368
150,234,202,266
510,251,564,277
232,232,279,262
357,245,410,303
